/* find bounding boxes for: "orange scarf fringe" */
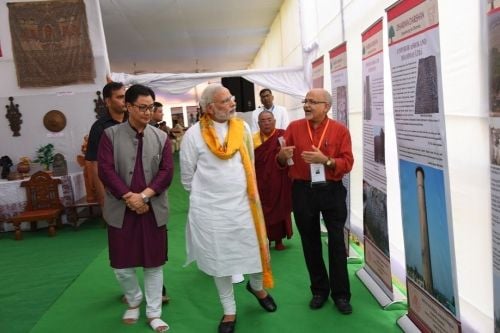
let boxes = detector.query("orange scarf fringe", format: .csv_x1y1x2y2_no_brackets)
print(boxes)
200,114,274,288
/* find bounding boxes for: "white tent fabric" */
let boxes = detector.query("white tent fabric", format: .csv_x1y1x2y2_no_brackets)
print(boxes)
111,65,310,99
110,0,318,100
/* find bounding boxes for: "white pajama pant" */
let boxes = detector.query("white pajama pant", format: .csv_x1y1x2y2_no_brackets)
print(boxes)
214,272,263,315
114,266,163,318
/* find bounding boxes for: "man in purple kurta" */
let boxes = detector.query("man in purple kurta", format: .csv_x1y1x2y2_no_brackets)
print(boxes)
99,129,171,268
253,111,293,250
98,84,173,332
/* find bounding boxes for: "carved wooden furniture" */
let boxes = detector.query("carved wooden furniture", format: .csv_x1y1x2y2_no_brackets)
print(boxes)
65,197,101,229
4,171,63,240
66,135,102,228
5,96,23,136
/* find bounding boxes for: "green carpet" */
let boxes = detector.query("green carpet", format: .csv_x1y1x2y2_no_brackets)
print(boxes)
1,154,405,332
0,220,107,333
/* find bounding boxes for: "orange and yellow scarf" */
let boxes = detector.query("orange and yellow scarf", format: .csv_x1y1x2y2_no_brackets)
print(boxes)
200,114,274,288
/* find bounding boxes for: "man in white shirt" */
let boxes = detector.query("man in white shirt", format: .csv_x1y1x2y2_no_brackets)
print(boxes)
251,89,289,132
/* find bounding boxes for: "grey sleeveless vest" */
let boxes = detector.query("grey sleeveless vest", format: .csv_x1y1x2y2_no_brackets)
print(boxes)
102,122,169,228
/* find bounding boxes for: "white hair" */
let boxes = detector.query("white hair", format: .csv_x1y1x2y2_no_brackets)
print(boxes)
199,83,225,110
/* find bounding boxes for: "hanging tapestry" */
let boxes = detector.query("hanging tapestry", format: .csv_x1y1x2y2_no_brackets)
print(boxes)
8,0,95,87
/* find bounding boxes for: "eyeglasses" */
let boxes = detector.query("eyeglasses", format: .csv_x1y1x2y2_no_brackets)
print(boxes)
132,104,156,113
213,95,236,105
301,99,328,105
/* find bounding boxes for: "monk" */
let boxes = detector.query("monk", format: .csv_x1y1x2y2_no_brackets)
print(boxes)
253,111,293,250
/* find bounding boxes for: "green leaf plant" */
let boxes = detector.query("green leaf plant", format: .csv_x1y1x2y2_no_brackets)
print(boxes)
33,143,55,171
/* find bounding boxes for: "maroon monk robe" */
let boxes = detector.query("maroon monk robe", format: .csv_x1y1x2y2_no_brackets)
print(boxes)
254,128,293,242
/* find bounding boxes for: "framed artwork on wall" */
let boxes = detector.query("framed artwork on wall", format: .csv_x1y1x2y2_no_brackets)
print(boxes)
7,0,95,87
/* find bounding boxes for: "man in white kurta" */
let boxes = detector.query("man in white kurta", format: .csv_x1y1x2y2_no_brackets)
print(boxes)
180,84,277,333
250,88,289,132
181,117,261,276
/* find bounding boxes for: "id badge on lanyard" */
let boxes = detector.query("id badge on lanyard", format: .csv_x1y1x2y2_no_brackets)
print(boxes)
310,163,326,183
307,120,330,184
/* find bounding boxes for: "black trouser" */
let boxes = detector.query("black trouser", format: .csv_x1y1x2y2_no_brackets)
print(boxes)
292,180,351,301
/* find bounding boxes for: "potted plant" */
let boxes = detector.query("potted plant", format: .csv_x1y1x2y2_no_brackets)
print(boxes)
33,143,55,171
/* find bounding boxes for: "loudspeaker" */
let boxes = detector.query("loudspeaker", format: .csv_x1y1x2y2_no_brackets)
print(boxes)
221,77,255,112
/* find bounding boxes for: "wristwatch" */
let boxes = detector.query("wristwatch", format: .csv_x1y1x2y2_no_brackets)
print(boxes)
325,157,333,167
141,192,150,203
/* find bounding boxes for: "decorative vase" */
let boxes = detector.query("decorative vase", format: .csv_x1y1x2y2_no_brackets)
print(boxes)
17,161,30,174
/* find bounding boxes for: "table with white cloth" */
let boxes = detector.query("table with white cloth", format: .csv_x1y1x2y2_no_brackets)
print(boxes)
0,171,86,232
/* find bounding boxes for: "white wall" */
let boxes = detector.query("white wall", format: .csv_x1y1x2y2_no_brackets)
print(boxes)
249,0,304,118
251,0,491,332
0,0,108,171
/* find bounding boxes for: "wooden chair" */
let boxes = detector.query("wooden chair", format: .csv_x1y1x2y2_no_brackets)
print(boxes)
65,197,101,229
66,155,102,228
5,171,63,240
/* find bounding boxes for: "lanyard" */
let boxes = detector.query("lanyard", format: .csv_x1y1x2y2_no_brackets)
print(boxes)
306,119,330,148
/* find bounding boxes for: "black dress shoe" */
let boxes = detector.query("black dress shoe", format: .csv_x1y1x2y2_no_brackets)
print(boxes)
218,315,236,333
245,281,277,312
334,298,352,314
309,294,328,309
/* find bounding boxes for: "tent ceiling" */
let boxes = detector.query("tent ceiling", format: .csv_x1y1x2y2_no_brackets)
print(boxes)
100,0,284,74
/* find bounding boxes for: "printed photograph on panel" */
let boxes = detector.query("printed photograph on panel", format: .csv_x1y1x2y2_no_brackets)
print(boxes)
171,107,185,128
495,273,500,333
363,180,389,256
373,126,385,165
399,159,455,314
415,56,439,115
490,4,500,116
187,105,199,127
364,75,372,120
336,85,348,125
491,126,500,165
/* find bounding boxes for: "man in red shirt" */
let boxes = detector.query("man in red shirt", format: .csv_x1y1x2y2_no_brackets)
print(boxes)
277,88,354,314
